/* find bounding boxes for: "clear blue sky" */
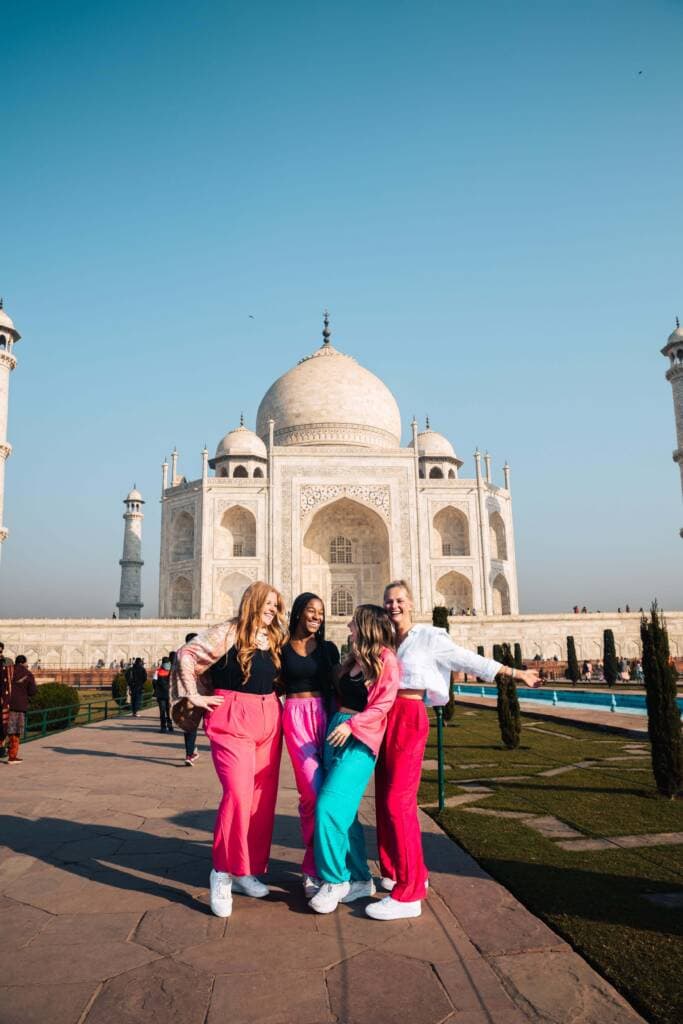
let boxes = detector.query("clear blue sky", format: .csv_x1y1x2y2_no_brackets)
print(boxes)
1,0,681,618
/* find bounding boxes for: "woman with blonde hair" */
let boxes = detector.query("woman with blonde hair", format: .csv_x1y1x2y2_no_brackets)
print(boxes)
173,581,288,918
366,579,540,921
309,604,399,915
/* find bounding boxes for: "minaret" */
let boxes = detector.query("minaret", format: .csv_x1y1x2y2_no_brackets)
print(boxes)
0,299,21,560
661,318,683,538
117,486,145,618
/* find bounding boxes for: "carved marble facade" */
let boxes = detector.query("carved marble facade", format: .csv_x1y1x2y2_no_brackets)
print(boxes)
158,325,520,626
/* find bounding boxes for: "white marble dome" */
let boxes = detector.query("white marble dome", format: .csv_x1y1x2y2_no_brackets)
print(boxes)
216,423,267,460
256,336,402,449
125,487,144,503
410,428,456,459
0,304,20,339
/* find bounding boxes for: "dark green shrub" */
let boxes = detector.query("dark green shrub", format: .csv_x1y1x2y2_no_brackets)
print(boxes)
432,606,455,722
28,684,80,732
566,636,581,685
514,643,524,669
476,645,485,682
603,629,619,688
641,604,683,798
496,643,521,749
492,644,504,663
111,672,128,706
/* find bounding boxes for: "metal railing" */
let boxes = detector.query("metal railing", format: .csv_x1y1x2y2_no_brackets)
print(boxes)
22,694,157,741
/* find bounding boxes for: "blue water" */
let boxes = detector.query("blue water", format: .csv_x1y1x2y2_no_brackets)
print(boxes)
455,685,683,717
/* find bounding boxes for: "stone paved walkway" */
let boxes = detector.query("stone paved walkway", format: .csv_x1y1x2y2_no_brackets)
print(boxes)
0,710,646,1024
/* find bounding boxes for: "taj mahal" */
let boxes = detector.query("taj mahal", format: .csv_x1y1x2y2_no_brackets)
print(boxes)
156,314,516,630
1,303,682,665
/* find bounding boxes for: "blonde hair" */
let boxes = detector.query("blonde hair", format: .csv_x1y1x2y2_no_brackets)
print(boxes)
352,604,395,683
234,581,288,684
383,579,414,602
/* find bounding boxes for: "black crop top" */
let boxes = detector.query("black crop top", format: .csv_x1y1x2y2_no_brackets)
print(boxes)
211,646,278,696
281,641,340,696
335,670,369,712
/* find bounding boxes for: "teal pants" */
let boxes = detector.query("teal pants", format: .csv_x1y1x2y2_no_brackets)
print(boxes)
314,712,375,884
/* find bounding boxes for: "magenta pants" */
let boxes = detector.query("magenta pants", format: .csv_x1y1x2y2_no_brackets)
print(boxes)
205,690,282,876
282,696,327,877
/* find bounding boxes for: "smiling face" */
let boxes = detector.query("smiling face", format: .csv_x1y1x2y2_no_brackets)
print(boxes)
383,585,413,633
260,590,279,628
347,617,359,647
298,598,324,637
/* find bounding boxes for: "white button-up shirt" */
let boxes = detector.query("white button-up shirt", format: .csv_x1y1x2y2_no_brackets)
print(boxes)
396,624,502,707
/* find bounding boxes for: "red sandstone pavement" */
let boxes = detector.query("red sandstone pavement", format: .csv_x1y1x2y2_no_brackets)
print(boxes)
0,710,646,1024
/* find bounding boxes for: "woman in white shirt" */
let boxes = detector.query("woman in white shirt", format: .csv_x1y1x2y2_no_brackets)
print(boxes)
366,580,540,921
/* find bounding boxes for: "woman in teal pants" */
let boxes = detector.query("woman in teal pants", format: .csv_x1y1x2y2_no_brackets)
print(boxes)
309,605,400,914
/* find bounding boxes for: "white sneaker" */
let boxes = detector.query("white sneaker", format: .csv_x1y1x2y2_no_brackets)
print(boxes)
380,876,397,891
303,874,321,898
340,878,376,903
231,874,269,898
308,881,350,914
365,896,422,920
209,869,233,917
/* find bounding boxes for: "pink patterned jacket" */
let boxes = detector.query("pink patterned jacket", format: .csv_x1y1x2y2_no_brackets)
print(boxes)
170,619,237,705
347,648,401,757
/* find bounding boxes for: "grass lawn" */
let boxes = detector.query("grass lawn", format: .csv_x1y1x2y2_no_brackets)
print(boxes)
419,706,683,1024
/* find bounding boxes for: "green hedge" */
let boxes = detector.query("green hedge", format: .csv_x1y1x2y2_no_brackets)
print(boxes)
28,684,80,732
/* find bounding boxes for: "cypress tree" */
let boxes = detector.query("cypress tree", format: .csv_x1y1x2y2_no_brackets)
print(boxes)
432,606,456,723
514,643,524,670
496,642,521,749
641,604,683,798
492,643,504,663
476,645,485,683
603,629,619,688
566,636,581,686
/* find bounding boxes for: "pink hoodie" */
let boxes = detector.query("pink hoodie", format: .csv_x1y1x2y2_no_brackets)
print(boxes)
347,648,401,756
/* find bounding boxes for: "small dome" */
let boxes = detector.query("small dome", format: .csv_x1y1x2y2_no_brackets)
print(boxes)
0,303,20,340
125,487,144,503
662,320,683,356
409,429,456,459
215,423,267,460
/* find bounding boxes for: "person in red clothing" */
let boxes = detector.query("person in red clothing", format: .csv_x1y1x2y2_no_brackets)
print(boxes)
1,655,37,764
367,580,540,921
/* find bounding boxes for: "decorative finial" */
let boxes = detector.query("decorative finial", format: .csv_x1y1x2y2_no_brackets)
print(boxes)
240,412,244,427
677,316,680,329
322,309,331,345
425,415,430,430
0,298,3,310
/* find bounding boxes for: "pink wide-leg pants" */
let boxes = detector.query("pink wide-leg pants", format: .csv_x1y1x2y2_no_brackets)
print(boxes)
375,697,430,902
205,690,282,876
282,696,327,877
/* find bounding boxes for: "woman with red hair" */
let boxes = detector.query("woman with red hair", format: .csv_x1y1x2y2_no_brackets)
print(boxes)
173,581,288,918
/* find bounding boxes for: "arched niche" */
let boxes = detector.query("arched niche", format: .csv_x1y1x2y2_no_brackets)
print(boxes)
233,465,248,478
170,510,195,562
433,506,470,557
429,466,444,479
492,573,511,615
170,576,193,617
489,511,508,560
253,467,264,478
435,570,472,613
331,587,354,616
216,571,252,618
302,497,389,610
216,505,256,558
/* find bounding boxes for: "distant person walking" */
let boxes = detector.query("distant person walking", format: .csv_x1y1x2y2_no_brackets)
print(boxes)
152,656,174,733
1,656,37,763
0,643,12,759
180,633,201,765
127,658,147,717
